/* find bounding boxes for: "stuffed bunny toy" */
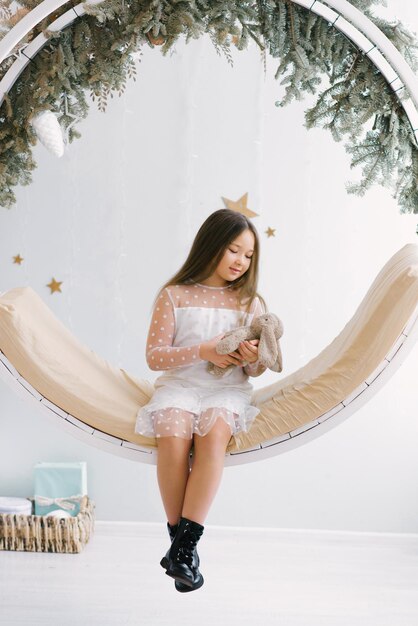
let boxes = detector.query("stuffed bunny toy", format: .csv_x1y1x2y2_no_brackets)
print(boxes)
207,312,284,378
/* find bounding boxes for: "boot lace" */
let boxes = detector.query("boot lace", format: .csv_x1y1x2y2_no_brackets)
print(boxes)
175,528,200,567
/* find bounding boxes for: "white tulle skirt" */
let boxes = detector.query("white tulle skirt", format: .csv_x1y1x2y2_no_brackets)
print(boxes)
134,382,260,439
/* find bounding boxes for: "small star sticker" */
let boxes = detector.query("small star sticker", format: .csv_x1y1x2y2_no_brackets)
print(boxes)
47,278,63,294
265,227,276,237
13,254,24,264
221,193,258,218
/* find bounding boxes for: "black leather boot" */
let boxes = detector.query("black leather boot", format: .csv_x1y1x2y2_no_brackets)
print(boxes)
164,516,204,589
159,522,176,571
161,522,203,593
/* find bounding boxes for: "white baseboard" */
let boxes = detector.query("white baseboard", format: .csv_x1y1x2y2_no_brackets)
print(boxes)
93,519,418,542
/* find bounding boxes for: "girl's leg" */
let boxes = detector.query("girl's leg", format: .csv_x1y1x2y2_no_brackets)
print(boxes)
156,435,193,526
155,407,196,525
181,414,233,525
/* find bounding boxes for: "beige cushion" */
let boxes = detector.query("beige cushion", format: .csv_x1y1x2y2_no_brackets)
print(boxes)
0,287,156,448
0,243,417,455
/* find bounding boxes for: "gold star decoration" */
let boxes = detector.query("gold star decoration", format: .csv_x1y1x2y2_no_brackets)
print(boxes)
13,254,24,264
265,227,276,237
221,193,258,218
47,278,63,294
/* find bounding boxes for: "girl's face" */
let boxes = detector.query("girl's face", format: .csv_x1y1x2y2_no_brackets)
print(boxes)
215,228,255,284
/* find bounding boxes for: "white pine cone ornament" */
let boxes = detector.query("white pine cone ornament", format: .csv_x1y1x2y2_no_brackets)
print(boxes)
31,110,64,158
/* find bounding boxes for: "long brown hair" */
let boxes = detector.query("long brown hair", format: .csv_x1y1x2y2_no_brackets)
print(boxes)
151,209,267,318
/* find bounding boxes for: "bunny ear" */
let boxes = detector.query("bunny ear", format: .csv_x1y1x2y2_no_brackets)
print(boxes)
274,319,284,372
258,325,278,369
270,339,283,372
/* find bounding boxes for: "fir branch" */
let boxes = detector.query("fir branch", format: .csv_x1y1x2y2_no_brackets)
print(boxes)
0,0,417,215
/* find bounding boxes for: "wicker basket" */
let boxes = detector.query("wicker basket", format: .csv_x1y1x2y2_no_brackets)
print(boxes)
0,495,95,553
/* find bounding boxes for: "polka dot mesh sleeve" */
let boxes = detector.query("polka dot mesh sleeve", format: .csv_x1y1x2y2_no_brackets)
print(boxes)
243,296,268,378
145,288,203,370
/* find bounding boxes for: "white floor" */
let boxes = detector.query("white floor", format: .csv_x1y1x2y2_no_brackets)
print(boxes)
1,522,418,626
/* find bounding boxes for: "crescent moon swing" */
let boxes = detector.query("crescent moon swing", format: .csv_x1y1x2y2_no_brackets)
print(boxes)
0,1,418,467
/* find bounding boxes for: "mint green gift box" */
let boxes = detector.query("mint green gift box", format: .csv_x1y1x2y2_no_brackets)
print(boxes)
34,462,88,517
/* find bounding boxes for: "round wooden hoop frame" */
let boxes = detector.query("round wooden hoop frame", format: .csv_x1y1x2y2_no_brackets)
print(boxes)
0,1,417,466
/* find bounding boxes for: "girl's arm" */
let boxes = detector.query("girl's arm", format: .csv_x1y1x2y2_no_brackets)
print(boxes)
243,297,268,378
145,287,203,371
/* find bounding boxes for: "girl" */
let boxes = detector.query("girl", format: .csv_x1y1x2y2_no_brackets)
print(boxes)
135,208,268,592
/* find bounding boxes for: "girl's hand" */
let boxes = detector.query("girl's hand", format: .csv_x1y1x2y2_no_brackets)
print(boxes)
199,334,245,369
237,339,259,364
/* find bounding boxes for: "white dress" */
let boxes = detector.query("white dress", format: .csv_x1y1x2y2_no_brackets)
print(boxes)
134,281,267,439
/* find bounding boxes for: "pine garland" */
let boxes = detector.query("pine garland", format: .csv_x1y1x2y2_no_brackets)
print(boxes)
0,0,417,213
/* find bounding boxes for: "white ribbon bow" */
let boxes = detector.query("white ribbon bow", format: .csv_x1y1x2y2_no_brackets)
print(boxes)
34,494,83,512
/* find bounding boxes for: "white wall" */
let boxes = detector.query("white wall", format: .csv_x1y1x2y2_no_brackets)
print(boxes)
0,1,417,531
